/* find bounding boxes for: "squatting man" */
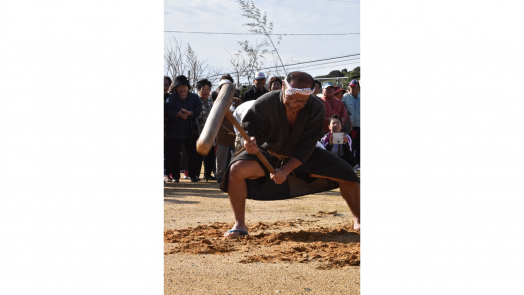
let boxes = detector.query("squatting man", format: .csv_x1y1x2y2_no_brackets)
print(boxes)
218,71,360,237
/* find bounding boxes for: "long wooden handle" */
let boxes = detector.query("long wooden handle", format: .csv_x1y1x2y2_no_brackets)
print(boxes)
224,111,275,174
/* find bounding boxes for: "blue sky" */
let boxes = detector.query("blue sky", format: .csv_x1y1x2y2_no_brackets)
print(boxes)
164,0,360,82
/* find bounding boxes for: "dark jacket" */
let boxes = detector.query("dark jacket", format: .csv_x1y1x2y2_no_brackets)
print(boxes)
164,93,169,137
241,86,269,103
241,91,324,163
165,92,202,139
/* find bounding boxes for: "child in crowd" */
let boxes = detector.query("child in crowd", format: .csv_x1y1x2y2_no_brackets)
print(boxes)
320,115,358,169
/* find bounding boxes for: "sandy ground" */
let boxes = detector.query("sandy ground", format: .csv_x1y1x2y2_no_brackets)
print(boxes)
165,171,360,294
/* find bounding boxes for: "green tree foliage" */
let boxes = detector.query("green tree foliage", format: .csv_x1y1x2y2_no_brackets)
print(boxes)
315,70,345,78
346,66,360,78
314,66,360,79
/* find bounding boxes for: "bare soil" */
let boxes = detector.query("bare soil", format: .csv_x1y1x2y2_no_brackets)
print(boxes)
165,171,360,294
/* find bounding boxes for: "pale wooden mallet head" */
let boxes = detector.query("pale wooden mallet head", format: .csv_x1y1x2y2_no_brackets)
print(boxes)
196,81,236,155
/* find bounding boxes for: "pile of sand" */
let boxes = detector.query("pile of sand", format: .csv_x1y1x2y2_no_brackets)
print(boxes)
164,219,359,270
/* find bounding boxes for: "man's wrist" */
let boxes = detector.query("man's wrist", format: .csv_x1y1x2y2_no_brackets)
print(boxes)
280,166,291,175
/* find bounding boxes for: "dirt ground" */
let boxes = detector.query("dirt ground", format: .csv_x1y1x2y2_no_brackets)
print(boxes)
165,171,360,294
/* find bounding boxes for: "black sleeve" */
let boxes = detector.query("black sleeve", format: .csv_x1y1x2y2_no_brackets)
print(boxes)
241,90,248,103
342,142,351,155
325,143,333,151
166,95,181,121
292,103,325,163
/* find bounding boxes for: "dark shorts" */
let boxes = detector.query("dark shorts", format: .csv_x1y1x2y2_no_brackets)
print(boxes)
220,147,360,201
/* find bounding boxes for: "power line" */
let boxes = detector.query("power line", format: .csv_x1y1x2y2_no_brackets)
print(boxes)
265,54,359,68
164,30,359,35
301,61,361,73
207,60,360,84
229,61,360,85
294,57,360,70
203,54,360,79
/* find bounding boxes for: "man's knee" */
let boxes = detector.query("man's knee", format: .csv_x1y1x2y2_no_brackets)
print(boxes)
229,162,243,181
229,161,255,180
229,161,264,181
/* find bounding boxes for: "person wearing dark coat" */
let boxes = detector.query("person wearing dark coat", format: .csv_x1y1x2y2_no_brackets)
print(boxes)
241,71,269,103
165,75,202,182
164,76,172,182
220,71,360,237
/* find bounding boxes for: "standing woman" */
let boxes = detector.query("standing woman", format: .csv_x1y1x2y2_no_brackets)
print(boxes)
195,78,216,181
165,75,202,182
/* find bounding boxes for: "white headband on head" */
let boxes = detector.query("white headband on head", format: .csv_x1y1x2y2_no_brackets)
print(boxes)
284,79,314,96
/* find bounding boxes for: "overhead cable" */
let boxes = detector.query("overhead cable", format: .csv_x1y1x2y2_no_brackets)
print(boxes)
204,54,360,79
164,30,359,35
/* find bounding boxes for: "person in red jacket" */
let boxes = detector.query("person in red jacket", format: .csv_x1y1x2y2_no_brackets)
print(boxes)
320,82,348,134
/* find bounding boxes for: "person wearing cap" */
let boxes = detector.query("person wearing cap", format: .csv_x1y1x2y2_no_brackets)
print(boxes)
165,75,202,182
220,71,360,237
320,81,349,134
215,75,243,184
241,71,269,103
342,79,360,168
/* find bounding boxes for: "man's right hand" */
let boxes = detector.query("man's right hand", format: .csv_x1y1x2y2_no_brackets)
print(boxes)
244,137,258,154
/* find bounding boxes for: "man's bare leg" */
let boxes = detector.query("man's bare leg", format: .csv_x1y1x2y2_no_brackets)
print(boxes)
310,174,360,231
224,160,265,237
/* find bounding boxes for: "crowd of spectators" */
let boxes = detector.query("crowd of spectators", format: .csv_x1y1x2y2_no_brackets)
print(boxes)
164,72,361,183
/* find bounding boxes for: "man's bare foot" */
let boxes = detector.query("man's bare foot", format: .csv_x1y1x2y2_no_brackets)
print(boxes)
223,224,249,237
353,218,360,232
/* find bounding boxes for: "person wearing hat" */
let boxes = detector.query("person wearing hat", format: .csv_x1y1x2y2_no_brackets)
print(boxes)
333,86,353,134
342,79,360,169
333,86,345,101
320,81,348,134
165,75,202,182
241,71,269,103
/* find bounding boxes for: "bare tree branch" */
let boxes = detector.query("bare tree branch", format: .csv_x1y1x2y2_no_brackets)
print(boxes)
164,36,223,91
237,0,286,76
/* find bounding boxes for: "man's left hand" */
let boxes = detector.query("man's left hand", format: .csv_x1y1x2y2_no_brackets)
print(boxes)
270,168,288,185
343,133,348,143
